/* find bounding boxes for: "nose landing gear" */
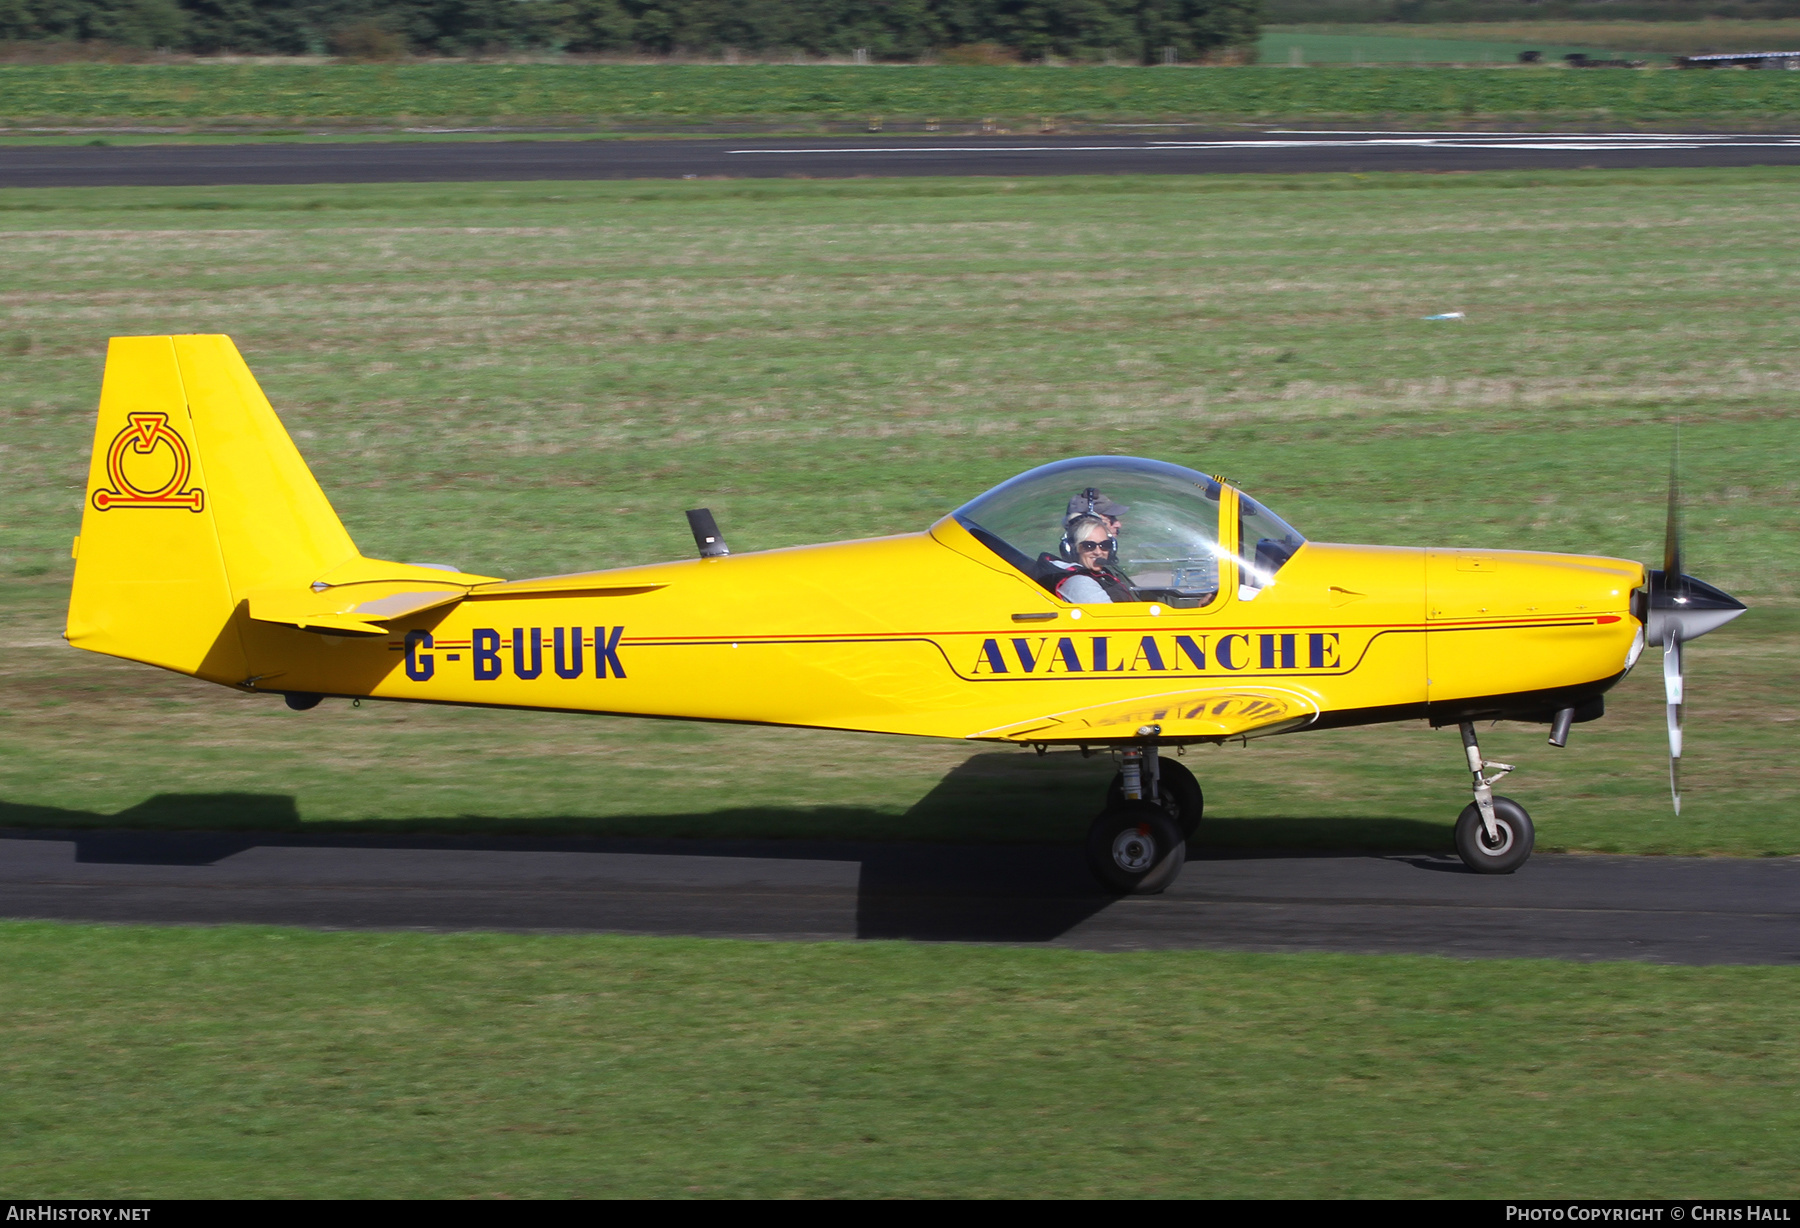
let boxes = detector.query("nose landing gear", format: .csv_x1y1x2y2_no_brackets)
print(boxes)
1453,721,1535,874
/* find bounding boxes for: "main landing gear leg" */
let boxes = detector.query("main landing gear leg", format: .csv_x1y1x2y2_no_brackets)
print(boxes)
1453,721,1535,874
1087,725,1196,895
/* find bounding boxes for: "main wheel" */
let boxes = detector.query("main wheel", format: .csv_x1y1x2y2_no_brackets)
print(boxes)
1106,759,1204,838
1454,796,1535,874
1087,802,1186,895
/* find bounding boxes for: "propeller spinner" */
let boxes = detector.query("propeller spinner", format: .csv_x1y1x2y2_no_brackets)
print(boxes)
1641,435,1748,813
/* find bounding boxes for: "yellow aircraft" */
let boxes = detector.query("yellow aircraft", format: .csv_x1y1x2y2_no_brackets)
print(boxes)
66,336,1747,891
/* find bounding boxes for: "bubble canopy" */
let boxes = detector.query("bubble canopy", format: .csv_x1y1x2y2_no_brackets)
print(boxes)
950,456,1304,605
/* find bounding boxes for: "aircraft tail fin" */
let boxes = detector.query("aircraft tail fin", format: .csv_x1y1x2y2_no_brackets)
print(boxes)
67,335,360,682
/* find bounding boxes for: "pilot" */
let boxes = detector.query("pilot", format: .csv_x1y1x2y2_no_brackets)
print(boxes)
1040,513,1134,603
1066,486,1134,593
1066,487,1126,539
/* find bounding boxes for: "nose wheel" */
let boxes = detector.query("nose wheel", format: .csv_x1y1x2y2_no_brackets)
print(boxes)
1454,796,1535,873
1453,722,1535,874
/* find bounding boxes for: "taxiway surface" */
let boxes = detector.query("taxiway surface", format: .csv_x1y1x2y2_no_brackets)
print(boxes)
6,131,1800,187
3,830,1796,963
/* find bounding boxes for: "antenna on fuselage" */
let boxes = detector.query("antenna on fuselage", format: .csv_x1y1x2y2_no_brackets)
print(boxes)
685,508,730,558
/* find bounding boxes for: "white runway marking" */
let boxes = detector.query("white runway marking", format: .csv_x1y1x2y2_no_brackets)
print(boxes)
1268,129,1800,139
729,134,1800,156
1148,140,1724,150
729,145,1158,154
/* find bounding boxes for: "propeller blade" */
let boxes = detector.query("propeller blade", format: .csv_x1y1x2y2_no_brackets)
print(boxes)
1643,428,1748,815
1663,629,1683,815
1662,428,1683,588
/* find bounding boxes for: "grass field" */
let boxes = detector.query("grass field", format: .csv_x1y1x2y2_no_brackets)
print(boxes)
3,167,1799,1199
6,62,1800,131
4,922,1798,1198
2,168,1796,856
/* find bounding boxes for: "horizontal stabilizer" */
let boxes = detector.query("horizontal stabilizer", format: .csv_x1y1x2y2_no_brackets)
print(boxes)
975,685,1321,743
249,584,467,637
250,569,672,635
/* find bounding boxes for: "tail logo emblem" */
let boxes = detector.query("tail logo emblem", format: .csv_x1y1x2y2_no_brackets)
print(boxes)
93,413,205,512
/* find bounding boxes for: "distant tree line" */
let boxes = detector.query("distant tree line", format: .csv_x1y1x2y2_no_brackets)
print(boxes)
1265,0,1800,19
0,0,1261,60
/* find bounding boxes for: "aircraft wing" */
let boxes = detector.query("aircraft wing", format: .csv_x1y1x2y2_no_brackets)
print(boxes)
974,685,1321,743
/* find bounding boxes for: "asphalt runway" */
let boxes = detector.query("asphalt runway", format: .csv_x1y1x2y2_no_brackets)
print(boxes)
4,829,1796,963
7,130,1800,187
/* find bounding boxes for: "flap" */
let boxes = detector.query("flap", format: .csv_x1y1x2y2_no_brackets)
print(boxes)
249,584,466,636
974,685,1321,743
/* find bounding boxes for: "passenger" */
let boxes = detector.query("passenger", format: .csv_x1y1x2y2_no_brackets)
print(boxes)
1039,513,1135,603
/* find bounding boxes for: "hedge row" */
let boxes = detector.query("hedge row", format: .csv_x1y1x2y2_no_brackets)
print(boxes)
0,0,1261,60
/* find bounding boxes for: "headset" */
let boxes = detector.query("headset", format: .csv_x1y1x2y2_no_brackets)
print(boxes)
1059,511,1118,566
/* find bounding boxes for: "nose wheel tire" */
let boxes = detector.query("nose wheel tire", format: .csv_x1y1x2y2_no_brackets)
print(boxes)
1453,796,1535,874
1087,802,1186,895
1106,759,1204,839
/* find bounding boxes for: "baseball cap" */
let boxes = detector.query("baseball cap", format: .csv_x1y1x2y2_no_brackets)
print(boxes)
1066,487,1128,520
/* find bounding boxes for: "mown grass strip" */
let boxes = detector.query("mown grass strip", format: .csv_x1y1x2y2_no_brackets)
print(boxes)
4,921,1798,1198
2,163,1797,211
3,63,1800,124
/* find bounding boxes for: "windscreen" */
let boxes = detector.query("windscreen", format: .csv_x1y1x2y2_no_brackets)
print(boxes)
953,457,1228,605
1239,496,1306,593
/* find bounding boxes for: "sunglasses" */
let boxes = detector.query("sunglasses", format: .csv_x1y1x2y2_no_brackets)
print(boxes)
1075,538,1116,554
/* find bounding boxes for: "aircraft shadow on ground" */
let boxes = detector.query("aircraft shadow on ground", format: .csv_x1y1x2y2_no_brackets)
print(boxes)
0,754,1454,941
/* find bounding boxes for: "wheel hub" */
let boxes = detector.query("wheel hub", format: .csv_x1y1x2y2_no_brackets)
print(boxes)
1111,825,1157,873
1479,821,1514,857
